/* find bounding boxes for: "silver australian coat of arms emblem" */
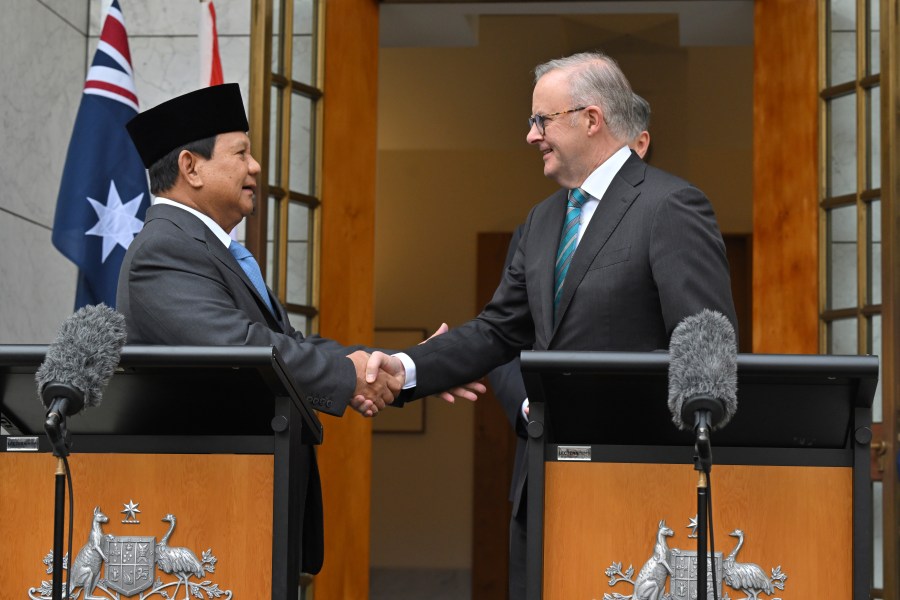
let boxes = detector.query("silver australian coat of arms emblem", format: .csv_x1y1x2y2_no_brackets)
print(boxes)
27,503,232,599
603,518,788,600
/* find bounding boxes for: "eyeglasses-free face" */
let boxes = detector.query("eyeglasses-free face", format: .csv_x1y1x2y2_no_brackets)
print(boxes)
527,106,587,135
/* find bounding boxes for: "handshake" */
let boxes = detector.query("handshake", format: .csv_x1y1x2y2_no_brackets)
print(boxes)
344,323,486,417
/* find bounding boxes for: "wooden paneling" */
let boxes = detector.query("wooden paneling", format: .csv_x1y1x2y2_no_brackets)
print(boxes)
316,0,379,597
543,462,852,599
0,453,273,597
473,232,518,600
752,0,819,353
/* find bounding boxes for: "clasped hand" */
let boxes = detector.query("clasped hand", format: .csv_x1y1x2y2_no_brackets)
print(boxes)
346,350,402,417
346,323,486,418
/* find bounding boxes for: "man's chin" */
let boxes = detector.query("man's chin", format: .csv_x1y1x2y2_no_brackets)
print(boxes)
543,165,564,186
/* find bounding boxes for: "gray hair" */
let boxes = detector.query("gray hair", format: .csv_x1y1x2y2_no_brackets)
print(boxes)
628,92,651,141
534,51,634,142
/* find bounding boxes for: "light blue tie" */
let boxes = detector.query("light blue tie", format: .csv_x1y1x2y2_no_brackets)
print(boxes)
553,188,587,321
229,241,274,314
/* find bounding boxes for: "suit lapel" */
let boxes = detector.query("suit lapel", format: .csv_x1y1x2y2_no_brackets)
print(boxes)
534,189,568,339
149,204,287,332
551,155,645,338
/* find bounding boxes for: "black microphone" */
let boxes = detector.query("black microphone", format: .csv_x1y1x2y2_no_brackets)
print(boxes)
36,304,126,446
667,309,738,435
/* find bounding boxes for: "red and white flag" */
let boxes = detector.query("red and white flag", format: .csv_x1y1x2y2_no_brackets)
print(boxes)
199,0,224,87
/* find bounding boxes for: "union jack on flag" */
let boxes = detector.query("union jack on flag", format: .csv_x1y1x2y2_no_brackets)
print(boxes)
52,0,149,309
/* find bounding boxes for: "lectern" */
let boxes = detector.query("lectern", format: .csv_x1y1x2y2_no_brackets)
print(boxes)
0,345,321,599
522,351,878,600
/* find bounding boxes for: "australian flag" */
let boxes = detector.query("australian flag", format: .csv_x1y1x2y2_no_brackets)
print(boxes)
52,0,149,309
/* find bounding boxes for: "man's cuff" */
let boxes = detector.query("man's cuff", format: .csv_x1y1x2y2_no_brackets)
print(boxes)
394,352,416,389
521,398,529,421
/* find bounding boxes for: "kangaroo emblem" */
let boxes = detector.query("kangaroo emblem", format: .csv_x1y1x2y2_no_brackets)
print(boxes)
68,506,110,600
632,520,674,600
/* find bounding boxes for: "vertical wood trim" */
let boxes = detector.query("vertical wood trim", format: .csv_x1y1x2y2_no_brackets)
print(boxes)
752,0,820,353
247,0,272,261
316,0,379,597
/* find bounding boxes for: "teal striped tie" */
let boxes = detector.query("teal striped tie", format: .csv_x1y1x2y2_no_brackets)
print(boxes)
553,188,587,321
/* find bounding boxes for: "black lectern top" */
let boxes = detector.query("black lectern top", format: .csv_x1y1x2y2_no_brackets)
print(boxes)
521,351,878,449
0,345,322,442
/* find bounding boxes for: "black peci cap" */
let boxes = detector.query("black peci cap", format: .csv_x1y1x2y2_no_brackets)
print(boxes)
126,83,249,168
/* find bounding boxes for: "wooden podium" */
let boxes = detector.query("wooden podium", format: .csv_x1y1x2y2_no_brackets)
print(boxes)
0,345,322,600
521,351,878,600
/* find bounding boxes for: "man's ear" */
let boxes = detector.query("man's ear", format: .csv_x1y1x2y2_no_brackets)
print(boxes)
179,150,203,189
585,106,604,136
634,131,651,159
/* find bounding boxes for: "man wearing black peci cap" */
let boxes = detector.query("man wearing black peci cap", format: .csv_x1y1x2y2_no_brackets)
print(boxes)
120,83,410,419
118,84,482,572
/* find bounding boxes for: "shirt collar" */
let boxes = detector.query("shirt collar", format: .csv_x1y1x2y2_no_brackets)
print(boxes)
579,145,632,201
153,197,234,248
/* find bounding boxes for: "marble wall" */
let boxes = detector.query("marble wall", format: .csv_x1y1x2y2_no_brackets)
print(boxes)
0,0,253,343
0,1,87,343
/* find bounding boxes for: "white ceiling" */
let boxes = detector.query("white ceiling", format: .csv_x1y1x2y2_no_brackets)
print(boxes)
380,1,754,48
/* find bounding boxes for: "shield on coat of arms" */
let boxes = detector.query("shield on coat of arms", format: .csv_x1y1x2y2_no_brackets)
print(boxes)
668,548,724,600
102,535,156,596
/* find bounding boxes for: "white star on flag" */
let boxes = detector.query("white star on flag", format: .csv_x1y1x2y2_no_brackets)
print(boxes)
85,180,145,262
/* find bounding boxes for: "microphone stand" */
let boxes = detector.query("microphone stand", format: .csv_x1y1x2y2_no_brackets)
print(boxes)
44,401,72,600
52,457,67,600
694,414,712,600
683,398,720,600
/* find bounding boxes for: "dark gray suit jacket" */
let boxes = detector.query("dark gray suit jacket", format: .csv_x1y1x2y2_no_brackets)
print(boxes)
117,203,365,574
411,153,737,522
407,151,737,411
117,203,362,416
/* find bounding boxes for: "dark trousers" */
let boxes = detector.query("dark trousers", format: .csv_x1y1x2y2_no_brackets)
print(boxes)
508,508,527,599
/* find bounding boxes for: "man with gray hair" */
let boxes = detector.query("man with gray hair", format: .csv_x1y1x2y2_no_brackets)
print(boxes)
367,52,735,595
486,86,654,597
